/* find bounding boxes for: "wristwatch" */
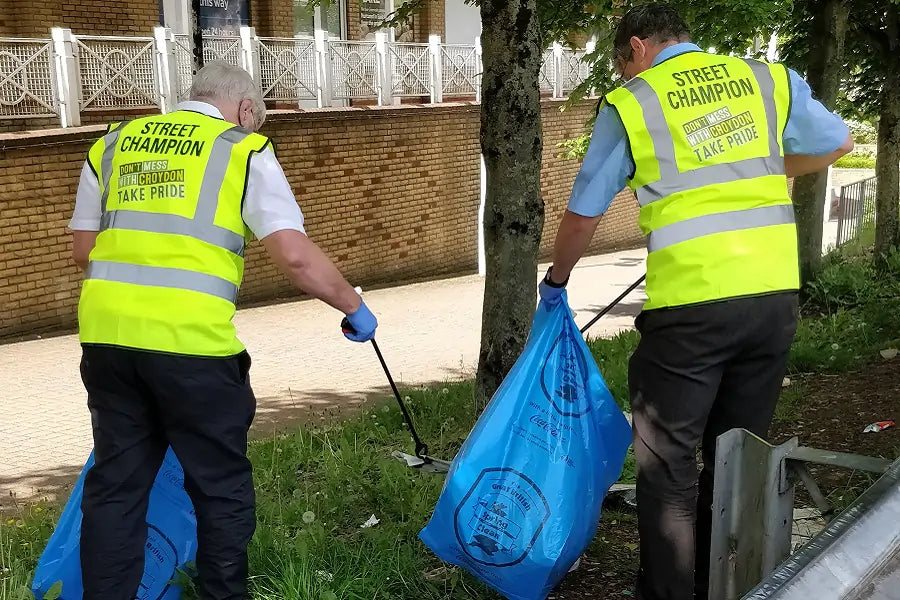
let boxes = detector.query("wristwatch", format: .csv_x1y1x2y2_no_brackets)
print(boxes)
544,266,569,288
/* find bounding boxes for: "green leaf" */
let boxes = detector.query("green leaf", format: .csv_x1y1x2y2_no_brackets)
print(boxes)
320,591,338,600
43,581,63,600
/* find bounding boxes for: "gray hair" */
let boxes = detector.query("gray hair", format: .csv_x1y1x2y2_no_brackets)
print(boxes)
189,60,266,129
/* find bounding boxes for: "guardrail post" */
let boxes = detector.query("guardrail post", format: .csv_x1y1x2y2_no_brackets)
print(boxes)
375,31,392,106
314,29,333,107
552,42,564,99
240,26,261,80
50,27,80,127
154,27,180,113
709,429,797,600
475,35,483,102
429,34,442,104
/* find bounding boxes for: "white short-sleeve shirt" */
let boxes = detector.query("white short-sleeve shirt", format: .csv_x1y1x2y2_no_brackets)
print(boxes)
68,101,305,239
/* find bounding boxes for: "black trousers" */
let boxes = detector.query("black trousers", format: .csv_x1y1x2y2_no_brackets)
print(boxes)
79,344,257,600
629,293,798,600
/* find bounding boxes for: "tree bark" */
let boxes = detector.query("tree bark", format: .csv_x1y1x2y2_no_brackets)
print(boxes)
874,66,900,261
792,0,847,284
475,0,544,409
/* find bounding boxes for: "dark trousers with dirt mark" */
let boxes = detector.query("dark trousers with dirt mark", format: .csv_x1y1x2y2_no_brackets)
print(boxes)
78,344,257,600
630,293,799,600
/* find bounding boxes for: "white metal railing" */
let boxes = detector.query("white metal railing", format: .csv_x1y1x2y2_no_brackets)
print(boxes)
74,35,159,111
388,42,430,98
202,36,242,66
257,37,318,103
0,38,58,118
328,40,379,100
441,43,481,98
0,27,594,129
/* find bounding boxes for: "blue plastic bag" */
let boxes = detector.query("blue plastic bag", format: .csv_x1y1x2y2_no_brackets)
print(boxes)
32,448,197,600
419,295,632,600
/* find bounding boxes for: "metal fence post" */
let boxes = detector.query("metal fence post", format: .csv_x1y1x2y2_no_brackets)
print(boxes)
475,35,483,103
552,41,564,99
314,30,332,107
240,26,261,80
584,40,596,96
50,27,80,127
375,31,392,106
154,27,179,113
429,34,443,104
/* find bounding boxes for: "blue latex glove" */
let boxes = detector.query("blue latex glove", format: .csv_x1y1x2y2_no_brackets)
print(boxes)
538,267,568,306
342,300,378,342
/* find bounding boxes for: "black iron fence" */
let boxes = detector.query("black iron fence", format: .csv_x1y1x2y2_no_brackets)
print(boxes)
835,176,877,246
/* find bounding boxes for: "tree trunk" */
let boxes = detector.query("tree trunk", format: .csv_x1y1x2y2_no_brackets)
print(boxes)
475,0,544,409
792,0,847,284
874,68,900,261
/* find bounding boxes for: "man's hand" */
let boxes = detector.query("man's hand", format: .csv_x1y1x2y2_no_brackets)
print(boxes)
538,267,567,306
342,300,378,343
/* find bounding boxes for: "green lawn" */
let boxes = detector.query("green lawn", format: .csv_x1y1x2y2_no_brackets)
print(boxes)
3,245,898,600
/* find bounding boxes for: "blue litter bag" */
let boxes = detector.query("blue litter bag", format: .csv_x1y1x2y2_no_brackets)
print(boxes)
32,448,197,600
419,295,632,600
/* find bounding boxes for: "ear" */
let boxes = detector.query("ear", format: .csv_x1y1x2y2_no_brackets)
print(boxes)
239,99,258,130
630,36,646,61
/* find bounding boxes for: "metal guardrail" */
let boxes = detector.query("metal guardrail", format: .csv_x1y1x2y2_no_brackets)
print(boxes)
743,455,900,599
836,175,877,246
709,428,896,600
0,27,593,128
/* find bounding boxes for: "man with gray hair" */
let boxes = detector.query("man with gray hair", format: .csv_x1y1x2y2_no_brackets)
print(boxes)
68,60,378,599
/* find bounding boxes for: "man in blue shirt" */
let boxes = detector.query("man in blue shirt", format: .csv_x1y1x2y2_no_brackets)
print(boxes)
538,4,853,600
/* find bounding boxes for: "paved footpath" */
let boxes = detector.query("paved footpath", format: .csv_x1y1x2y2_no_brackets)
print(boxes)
0,250,647,508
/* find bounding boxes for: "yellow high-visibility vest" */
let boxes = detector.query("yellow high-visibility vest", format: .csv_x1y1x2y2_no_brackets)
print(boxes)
78,110,271,356
606,51,799,310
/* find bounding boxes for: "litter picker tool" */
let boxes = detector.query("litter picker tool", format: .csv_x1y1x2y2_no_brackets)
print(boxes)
348,273,646,474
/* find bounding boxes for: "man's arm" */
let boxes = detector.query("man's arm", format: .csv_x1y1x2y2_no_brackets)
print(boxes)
543,104,633,290
549,211,604,284
73,231,98,272
244,148,375,341
69,161,102,272
785,134,854,178
262,230,361,315
782,68,854,178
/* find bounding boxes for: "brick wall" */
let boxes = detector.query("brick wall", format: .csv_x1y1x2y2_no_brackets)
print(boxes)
415,0,446,39
252,0,293,37
0,100,642,339
4,0,159,36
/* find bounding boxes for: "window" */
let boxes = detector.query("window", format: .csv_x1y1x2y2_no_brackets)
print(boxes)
293,0,345,39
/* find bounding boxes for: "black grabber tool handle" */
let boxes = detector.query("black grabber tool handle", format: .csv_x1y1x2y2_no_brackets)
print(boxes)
579,274,646,335
342,318,430,461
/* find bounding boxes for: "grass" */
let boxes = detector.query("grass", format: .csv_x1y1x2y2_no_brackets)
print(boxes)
2,245,898,600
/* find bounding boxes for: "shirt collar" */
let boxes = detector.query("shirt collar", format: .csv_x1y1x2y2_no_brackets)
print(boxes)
174,100,225,120
653,42,704,66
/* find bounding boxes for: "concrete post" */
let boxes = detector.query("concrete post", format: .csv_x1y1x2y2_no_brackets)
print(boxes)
50,28,80,128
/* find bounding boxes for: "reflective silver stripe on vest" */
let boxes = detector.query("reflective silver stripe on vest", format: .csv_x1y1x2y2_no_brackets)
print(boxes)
636,156,784,206
99,128,123,217
86,260,239,303
631,59,785,207
98,125,252,257
100,210,245,256
647,204,795,253
625,77,679,180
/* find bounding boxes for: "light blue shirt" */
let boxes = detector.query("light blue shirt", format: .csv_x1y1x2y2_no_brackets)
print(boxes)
568,43,851,217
